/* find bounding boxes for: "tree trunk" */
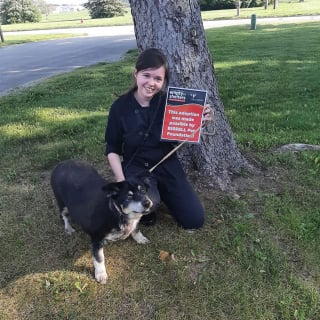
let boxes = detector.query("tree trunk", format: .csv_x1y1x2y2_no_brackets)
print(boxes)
273,0,278,9
236,0,241,16
129,0,253,190
0,25,4,42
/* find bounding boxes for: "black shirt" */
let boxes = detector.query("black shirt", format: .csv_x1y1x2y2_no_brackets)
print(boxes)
105,90,176,168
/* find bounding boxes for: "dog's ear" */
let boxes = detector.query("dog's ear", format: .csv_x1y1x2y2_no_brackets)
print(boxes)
127,170,151,189
102,181,127,198
142,176,151,188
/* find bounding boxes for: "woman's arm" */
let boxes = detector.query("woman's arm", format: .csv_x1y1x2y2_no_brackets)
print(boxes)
107,152,125,182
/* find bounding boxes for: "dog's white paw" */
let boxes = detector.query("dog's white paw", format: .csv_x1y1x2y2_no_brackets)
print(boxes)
132,231,150,244
94,257,108,284
95,270,108,284
137,235,150,244
62,210,75,235
65,225,75,235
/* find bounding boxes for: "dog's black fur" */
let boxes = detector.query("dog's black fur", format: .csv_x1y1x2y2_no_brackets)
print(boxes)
50,160,153,284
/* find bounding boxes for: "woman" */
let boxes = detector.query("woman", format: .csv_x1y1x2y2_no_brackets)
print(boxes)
105,48,212,230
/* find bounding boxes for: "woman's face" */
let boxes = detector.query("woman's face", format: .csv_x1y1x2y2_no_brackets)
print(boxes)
134,66,166,103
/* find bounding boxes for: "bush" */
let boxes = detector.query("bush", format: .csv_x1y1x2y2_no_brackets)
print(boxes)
83,0,126,19
199,0,266,11
0,0,41,24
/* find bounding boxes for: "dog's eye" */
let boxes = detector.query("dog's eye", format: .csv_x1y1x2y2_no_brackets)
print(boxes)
138,185,146,194
128,191,134,198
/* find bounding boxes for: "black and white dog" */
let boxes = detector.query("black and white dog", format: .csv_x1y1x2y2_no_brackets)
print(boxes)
50,160,153,284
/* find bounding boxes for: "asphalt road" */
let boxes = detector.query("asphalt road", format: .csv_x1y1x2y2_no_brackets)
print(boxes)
1,15,319,96
0,31,136,95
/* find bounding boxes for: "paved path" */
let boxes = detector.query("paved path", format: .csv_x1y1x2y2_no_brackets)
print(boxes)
5,15,320,38
1,15,319,96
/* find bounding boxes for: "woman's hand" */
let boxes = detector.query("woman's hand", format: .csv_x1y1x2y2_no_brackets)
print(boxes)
202,104,213,127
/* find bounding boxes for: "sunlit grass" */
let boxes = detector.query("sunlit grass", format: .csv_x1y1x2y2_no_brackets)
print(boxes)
0,33,85,47
208,22,320,150
201,0,320,20
1,11,133,32
1,0,319,32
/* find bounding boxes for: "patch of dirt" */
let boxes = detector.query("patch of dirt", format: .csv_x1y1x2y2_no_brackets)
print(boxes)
190,162,290,201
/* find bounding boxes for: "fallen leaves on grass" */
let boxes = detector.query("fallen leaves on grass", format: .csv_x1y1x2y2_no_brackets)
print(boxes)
159,250,176,263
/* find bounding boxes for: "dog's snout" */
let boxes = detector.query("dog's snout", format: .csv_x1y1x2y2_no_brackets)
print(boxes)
143,198,152,209
143,199,150,207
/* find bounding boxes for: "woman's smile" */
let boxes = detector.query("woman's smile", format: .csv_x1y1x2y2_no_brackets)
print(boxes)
134,66,166,106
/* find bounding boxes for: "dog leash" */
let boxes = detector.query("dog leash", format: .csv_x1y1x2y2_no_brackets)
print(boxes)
148,123,202,173
149,106,215,173
125,95,213,174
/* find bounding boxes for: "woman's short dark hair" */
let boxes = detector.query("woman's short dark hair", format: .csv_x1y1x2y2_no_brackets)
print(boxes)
135,48,170,88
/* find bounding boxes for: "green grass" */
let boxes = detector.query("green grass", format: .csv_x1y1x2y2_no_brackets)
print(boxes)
1,0,320,32
202,0,320,20
0,33,86,46
1,22,320,320
209,22,320,151
1,9,133,32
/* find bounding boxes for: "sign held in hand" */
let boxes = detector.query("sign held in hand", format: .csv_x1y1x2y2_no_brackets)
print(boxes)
161,87,207,143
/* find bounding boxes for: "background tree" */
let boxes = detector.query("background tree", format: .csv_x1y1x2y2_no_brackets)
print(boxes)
129,0,254,191
0,0,41,24
198,0,265,10
32,0,50,15
84,0,126,19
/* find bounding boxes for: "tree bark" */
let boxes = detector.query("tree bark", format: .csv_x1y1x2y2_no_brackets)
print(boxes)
236,0,241,16
0,25,4,42
129,0,253,190
273,0,278,9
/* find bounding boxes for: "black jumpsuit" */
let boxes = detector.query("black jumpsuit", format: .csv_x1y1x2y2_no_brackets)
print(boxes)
105,90,204,229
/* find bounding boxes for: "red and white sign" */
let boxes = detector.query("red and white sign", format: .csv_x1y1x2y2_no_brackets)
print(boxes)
161,87,207,143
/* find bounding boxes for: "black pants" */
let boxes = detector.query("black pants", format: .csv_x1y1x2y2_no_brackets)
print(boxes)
124,157,204,229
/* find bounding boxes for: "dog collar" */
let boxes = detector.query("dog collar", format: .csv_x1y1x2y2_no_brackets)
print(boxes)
109,198,123,216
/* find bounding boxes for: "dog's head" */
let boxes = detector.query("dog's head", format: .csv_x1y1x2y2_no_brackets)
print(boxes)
102,178,153,215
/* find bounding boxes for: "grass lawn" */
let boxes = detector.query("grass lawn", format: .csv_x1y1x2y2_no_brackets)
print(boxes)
0,33,86,47
1,0,320,32
0,21,320,320
202,0,320,20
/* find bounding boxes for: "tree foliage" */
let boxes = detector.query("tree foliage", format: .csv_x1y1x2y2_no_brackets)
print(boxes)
83,0,126,19
32,0,49,15
0,0,41,24
199,0,265,10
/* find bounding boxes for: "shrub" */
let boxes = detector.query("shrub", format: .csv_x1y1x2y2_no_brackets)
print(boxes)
0,0,41,24
83,0,126,19
199,0,266,11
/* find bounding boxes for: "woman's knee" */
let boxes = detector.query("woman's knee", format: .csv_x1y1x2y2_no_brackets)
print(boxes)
167,199,205,229
178,208,205,230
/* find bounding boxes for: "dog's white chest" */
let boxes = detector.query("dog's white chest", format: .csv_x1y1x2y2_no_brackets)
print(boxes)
105,218,139,242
